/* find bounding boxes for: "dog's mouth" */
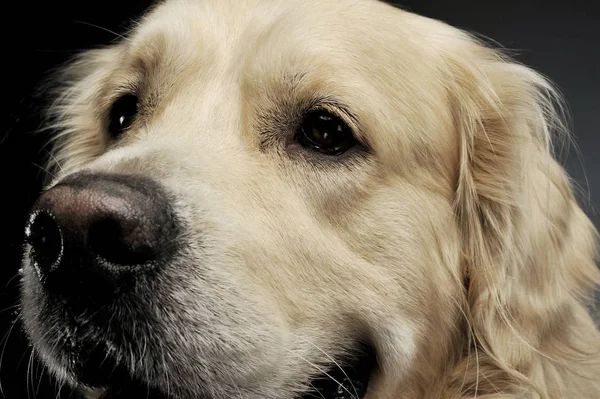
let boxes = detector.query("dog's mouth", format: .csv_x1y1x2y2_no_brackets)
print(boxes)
92,343,376,399
96,371,164,399
302,342,377,399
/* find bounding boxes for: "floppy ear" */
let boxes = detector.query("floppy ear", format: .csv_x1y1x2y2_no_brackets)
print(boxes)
446,35,600,397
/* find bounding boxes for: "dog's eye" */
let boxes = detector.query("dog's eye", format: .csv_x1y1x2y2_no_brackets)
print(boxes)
296,110,357,156
108,94,139,138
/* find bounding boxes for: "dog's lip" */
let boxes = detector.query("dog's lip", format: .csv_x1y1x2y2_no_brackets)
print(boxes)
97,383,167,399
302,342,377,399
91,343,376,399
48,315,375,399
92,367,168,399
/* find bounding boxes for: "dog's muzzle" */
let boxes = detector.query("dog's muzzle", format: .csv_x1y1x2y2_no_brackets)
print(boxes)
23,172,377,399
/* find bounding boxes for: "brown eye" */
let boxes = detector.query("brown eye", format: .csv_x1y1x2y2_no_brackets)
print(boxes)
296,110,357,155
108,94,138,138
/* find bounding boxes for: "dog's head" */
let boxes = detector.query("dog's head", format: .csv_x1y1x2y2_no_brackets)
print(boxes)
20,0,600,398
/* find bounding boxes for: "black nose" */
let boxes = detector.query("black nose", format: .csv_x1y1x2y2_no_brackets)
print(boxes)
25,173,179,300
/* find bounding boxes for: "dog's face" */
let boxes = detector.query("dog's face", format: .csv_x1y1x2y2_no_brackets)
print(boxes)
20,0,600,398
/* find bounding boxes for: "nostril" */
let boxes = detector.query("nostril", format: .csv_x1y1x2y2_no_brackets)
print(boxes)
24,173,179,298
25,211,64,277
88,217,157,266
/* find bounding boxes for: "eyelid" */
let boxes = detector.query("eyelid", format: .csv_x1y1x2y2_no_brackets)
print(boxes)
101,74,141,109
309,98,365,147
109,83,139,103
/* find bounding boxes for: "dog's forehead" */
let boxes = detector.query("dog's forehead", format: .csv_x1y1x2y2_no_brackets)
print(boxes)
108,0,458,179
126,0,410,67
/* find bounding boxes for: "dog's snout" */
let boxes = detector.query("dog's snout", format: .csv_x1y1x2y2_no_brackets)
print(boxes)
25,172,179,299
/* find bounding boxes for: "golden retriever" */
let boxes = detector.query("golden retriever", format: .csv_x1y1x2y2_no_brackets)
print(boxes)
20,0,600,398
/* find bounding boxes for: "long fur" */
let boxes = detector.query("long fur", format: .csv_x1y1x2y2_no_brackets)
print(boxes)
445,33,600,398
21,0,600,398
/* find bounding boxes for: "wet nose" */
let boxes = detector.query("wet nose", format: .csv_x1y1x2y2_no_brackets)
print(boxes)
25,172,179,300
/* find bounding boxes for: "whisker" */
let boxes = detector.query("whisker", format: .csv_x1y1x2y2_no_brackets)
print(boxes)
27,347,36,399
307,382,327,399
0,303,20,315
4,272,22,290
292,333,359,399
0,313,22,396
44,149,66,176
32,162,57,181
54,379,61,399
280,345,358,399
36,356,45,397
72,21,127,41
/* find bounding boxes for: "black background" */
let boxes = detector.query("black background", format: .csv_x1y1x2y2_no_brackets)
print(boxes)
1,1,598,398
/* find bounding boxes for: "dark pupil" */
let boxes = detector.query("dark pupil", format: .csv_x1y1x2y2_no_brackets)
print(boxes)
108,94,138,137
301,111,351,154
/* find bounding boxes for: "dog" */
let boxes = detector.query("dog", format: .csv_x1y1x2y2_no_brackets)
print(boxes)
20,0,600,398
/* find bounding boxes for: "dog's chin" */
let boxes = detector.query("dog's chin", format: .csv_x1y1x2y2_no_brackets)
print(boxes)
67,339,377,399
24,265,378,399
87,366,167,399
59,337,163,398
91,369,168,399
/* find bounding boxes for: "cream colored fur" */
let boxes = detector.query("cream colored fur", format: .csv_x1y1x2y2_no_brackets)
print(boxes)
39,0,600,397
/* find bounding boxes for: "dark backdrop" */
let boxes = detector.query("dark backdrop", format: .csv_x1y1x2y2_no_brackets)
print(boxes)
0,1,598,398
